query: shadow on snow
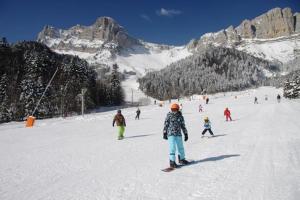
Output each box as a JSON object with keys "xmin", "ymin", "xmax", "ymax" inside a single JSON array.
[
  {"xmin": 187, "ymin": 154, "xmax": 240, "ymax": 166},
  {"xmin": 125, "ymin": 134, "xmax": 154, "ymax": 139}
]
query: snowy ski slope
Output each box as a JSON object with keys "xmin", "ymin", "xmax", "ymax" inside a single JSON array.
[{"xmin": 0, "ymin": 87, "xmax": 300, "ymax": 200}]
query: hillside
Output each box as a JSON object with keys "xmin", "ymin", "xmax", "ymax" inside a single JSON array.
[{"xmin": 139, "ymin": 47, "xmax": 272, "ymax": 100}]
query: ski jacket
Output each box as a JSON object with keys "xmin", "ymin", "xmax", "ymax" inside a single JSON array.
[
  {"xmin": 136, "ymin": 109, "xmax": 141, "ymax": 114},
  {"xmin": 224, "ymin": 109, "xmax": 231, "ymax": 116},
  {"xmin": 163, "ymin": 111, "xmax": 188, "ymax": 137},
  {"xmin": 113, "ymin": 114, "xmax": 126, "ymax": 126},
  {"xmin": 204, "ymin": 121, "xmax": 211, "ymax": 129}
]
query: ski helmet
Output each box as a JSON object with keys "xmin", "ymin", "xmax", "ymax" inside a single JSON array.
[
  {"xmin": 204, "ymin": 116, "xmax": 209, "ymax": 121},
  {"xmin": 171, "ymin": 103, "xmax": 180, "ymax": 111},
  {"xmin": 117, "ymin": 109, "xmax": 121, "ymax": 113}
]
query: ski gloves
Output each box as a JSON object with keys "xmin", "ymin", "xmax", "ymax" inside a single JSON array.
[
  {"xmin": 163, "ymin": 130, "xmax": 168, "ymax": 140},
  {"xmin": 163, "ymin": 131, "xmax": 188, "ymax": 142},
  {"xmin": 184, "ymin": 134, "xmax": 188, "ymax": 141}
]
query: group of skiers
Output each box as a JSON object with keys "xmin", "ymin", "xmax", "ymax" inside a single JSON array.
[
  {"xmin": 254, "ymin": 94, "xmax": 281, "ymax": 104},
  {"xmin": 112, "ymin": 101, "xmax": 233, "ymax": 168},
  {"xmin": 112, "ymin": 93, "xmax": 281, "ymax": 168}
]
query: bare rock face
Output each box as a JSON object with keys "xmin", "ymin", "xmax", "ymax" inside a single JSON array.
[
  {"xmin": 189, "ymin": 7, "xmax": 299, "ymax": 52},
  {"xmin": 37, "ymin": 17, "xmax": 139, "ymax": 53},
  {"xmin": 252, "ymin": 7, "xmax": 294, "ymax": 38},
  {"xmin": 295, "ymin": 13, "xmax": 300, "ymax": 32},
  {"xmin": 236, "ymin": 20, "xmax": 255, "ymax": 39}
]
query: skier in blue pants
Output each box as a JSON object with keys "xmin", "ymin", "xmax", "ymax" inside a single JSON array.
[{"xmin": 163, "ymin": 103, "xmax": 189, "ymax": 168}]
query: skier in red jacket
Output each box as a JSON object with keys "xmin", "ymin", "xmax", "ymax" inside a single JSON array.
[{"xmin": 224, "ymin": 107, "xmax": 232, "ymax": 121}]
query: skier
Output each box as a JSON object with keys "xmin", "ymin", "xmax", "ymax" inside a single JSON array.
[
  {"xmin": 135, "ymin": 107, "xmax": 141, "ymax": 120},
  {"xmin": 163, "ymin": 103, "xmax": 189, "ymax": 168},
  {"xmin": 201, "ymin": 117, "xmax": 214, "ymax": 137},
  {"xmin": 199, "ymin": 104, "xmax": 203, "ymax": 112},
  {"xmin": 265, "ymin": 95, "xmax": 268, "ymax": 101},
  {"xmin": 206, "ymin": 97, "xmax": 209, "ymax": 104},
  {"xmin": 112, "ymin": 110, "xmax": 126, "ymax": 140},
  {"xmin": 254, "ymin": 97, "xmax": 258, "ymax": 104},
  {"xmin": 277, "ymin": 94, "xmax": 281, "ymax": 103},
  {"xmin": 154, "ymin": 100, "xmax": 157, "ymax": 105},
  {"xmin": 224, "ymin": 107, "xmax": 232, "ymax": 121}
]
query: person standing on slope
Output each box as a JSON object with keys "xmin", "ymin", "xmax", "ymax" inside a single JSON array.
[
  {"xmin": 206, "ymin": 97, "xmax": 209, "ymax": 104},
  {"xmin": 135, "ymin": 107, "xmax": 141, "ymax": 120},
  {"xmin": 201, "ymin": 117, "xmax": 214, "ymax": 137},
  {"xmin": 163, "ymin": 103, "xmax": 189, "ymax": 168},
  {"xmin": 199, "ymin": 104, "xmax": 203, "ymax": 112},
  {"xmin": 224, "ymin": 107, "xmax": 232, "ymax": 121},
  {"xmin": 113, "ymin": 110, "xmax": 126, "ymax": 140},
  {"xmin": 254, "ymin": 97, "xmax": 258, "ymax": 104},
  {"xmin": 277, "ymin": 94, "xmax": 281, "ymax": 103}
]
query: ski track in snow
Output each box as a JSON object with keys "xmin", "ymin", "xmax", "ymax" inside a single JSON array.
[{"xmin": 0, "ymin": 87, "xmax": 300, "ymax": 200}]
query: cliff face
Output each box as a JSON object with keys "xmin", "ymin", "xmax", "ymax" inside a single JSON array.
[
  {"xmin": 37, "ymin": 17, "xmax": 139, "ymax": 53},
  {"xmin": 188, "ymin": 7, "xmax": 300, "ymax": 51}
]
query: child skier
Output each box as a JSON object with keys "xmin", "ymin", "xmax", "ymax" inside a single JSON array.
[
  {"xmin": 163, "ymin": 103, "xmax": 189, "ymax": 168},
  {"xmin": 135, "ymin": 107, "xmax": 141, "ymax": 120},
  {"xmin": 112, "ymin": 110, "xmax": 126, "ymax": 140},
  {"xmin": 224, "ymin": 107, "xmax": 232, "ymax": 121},
  {"xmin": 199, "ymin": 104, "xmax": 203, "ymax": 112},
  {"xmin": 201, "ymin": 117, "xmax": 214, "ymax": 137}
]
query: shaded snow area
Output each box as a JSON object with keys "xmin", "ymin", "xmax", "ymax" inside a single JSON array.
[
  {"xmin": 1, "ymin": 87, "xmax": 300, "ymax": 200},
  {"xmin": 237, "ymin": 34, "xmax": 300, "ymax": 64}
]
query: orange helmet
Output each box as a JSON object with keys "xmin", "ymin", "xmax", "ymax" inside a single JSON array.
[{"xmin": 171, "ymin": 103, "xmax": 180, "ymax": 111}]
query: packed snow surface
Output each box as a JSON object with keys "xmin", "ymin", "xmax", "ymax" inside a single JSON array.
[{"xmin": 1, "ymin": 87, "xmax": 300, "ymax": 200}]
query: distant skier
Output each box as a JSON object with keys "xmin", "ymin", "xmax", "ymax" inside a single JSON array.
[
  {"xmin": 154, "ymin": 100, "xmax": 157, "ymax": 105},
  {"xmin": 265, "ymin": 95, "xmax": 268, "ymax": 101},
  {"xmin": 224, "ymin": 107, "xmax": 232, "ymax": 121},
  {"xmin": 112, "ymin": 110, "xmax": 126, "ymax": 140},
  {"xmin": 201, "ymin": 117, "xmax": 214, "ymax": 137},
  {"xmin": 135, "ymin": 107, "xmax": 141, "ymax": 120},
  {"xmin": 277, "ymin": 94, "xmax": 281, "ymax": 103},
  {"xmin": 206, "ymin": 97, "xmax": 209, "ymax": 104},
  {"xmin": 163, "ymin": 103, "xmax": 190, "ymax": 168},
  {"xmin": 199, "ymin": 104, "xmax": 203, "ymax": 112},
  {"xmin": 254, "ymin": 97, "xmax": 258, "ymax": 104}
]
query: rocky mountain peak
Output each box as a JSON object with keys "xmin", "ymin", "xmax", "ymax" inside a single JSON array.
[
  {"xmin": 188, "ymin": 7, "xmax": 300, "ymax": 52},
  {"xmin": 37, "ymin": 16, "xmax": 139, "ymax": 53}
]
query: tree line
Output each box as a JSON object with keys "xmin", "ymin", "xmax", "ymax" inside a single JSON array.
[{"xmin": 0, "ymin": 40, "xmax": 124, "ymax": 123}]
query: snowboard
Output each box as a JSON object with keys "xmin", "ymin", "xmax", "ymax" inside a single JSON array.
[{"xmin": 161, "ymin": 160, "xmax": 195, "ymax": 172}]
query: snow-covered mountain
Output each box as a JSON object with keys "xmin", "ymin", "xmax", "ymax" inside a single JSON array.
[
  {"xmin": 37, "ymin": 17, "xmax": 191, "ymax": 77},
  {"xmin": 37, "ymin": 7, "xmax": 300, "ymax": 101},
  {"xmin": 38, "ymin": 7, "xmax": 300, "ymax": 69},
  {"xmin": 188, "ymin": 7, "xmax": 300, "ymax": 65}
]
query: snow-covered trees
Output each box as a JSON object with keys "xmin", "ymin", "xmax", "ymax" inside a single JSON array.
[
  {"xmin": 0, "ymin": 41, "xmax": 124, "ymax": 123},
  {"xmin": 93, "ymin": 63, "xmax": 124, "ymax": 106},
  {"xmin": 139, "ymin": 47, "xmax": 270, "ymax": 100},
  {"xmin": 283, "ymin": 70, "xmax": 300, "ymax": 99}
]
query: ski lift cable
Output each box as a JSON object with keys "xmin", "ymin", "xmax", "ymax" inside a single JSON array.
[{"xmin": 31, "ymin": 67, "xmax": 59, "ymax": 116}]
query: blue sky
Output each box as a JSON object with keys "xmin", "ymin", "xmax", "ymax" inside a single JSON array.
[{"xmin": 0, "ymin": 0, "xmax": 299, "ymax": 45}]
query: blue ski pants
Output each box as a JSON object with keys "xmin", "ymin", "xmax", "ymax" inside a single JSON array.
[{"xmin": 168, "ymin": 135, "xmax": 185, "ymax": 161}]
